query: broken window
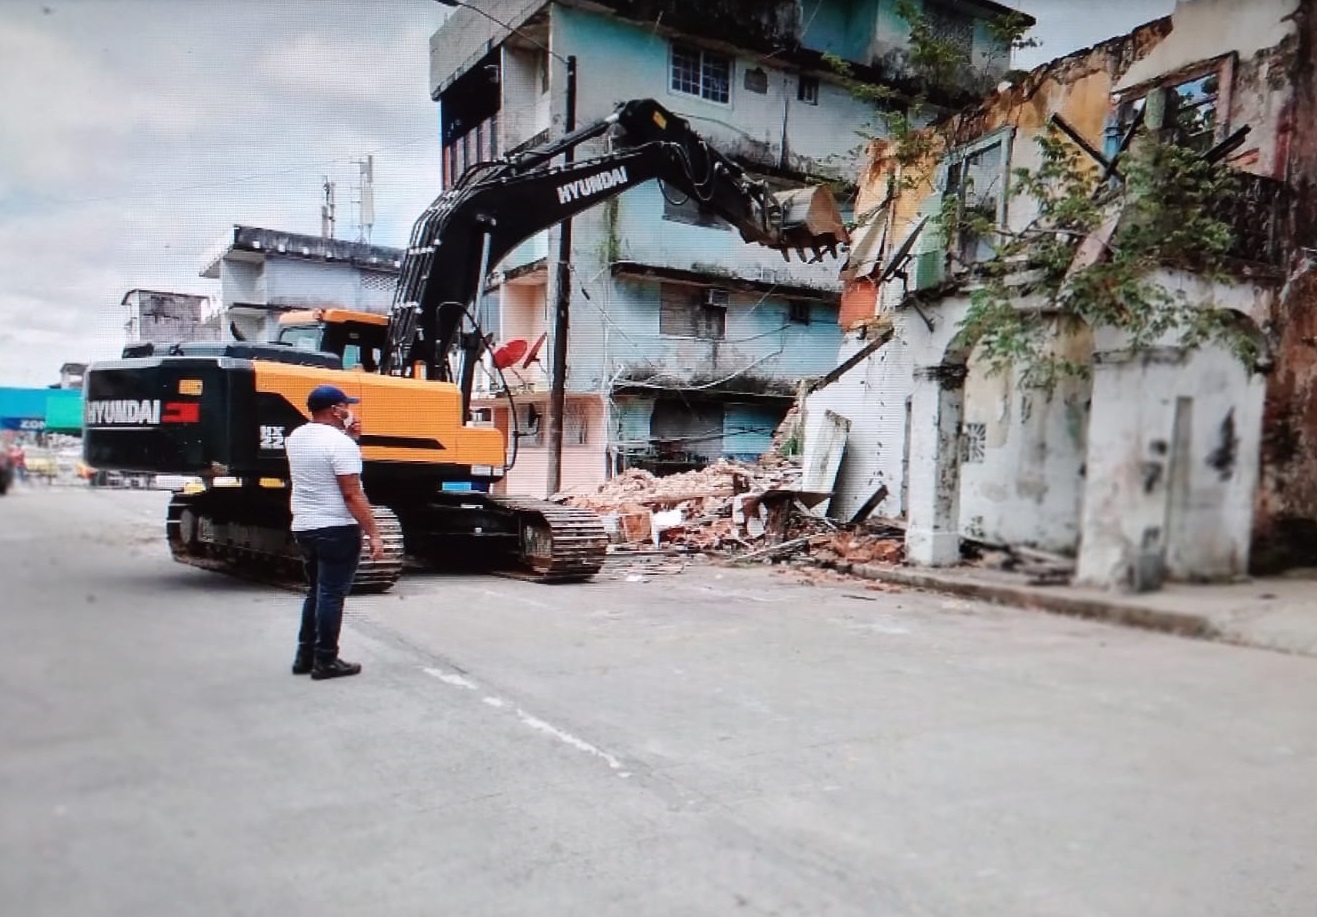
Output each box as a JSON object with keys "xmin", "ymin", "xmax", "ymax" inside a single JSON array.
[
  {"xmin": 659, "ymin": 284, "xmax": 726, "ymax": 340},
  {"xmin": 1112, "ymin": 64, "xmax": 1224, "ymax": 155},
  {"xmin": 942, "ymin": 135, "xmax": 1007, "ymax": 266},
  {"xmin": 744, "ymin": 67, "xmax": 768, "ymax": 94},
  {"xmin": 797, "ymin": 76, "xmax": 819, "ymax": 105},
  {"xmin": 671, "ymin": 42, "xmax": 731, "ymax": 104}
]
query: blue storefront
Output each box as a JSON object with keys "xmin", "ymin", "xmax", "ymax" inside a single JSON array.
[{"xmin": 0, "ymin": 387, "xmax": 84, "ymax": 435}]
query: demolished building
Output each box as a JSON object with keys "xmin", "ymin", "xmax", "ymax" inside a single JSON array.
[{"xmin": 806, "ymin": 0, "xmax": 1312, "ymax": 588}]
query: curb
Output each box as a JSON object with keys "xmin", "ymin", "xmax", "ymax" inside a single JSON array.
[{"xmin": 823, "ymin": 561, "xmax": 1223, "ymax": 642}]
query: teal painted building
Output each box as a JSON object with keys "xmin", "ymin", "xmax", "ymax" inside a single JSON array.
[{"xmin": 429, "ymin": 0, "xmax": 1024, "ymax": 494}]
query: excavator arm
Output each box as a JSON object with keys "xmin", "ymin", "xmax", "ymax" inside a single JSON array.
[{"xmin": 383, "ymin": 98, "xmax": 849, "ymax": 388}]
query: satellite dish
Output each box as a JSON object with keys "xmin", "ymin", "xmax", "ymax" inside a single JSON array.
[
  {"xmin": 878, "ymin": 215, "xmax": 930, "ymax": 286},
  {"xmin": 522, "ymin": 332, "xmax": 548, "ymax": 369},
  {"xmin": 492, "ymin": 339, "xmax": 529, "ymax": 369}
]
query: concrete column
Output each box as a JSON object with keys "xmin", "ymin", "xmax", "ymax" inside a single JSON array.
[{"xmin": 904, "ymin": 364, "xmax": 966, "ymax": 566}]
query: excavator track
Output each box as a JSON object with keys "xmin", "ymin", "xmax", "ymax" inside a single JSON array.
[
  {"xmin": 489, "ymin": 495, "xmax": 609, "ymax": 582},
  {"xmin": 165, "ymin": 492, "xmax": 405, "ymax": 594}
]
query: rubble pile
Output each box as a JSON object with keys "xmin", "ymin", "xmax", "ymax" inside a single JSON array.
[{"xmin": 556, "ymin": 457, "xmax": 904, "ymax": 567}]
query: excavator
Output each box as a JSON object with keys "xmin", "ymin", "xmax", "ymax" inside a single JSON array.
[{"xmin": 82, "ymin": 98, "xmax": 849, "ymax": 593}]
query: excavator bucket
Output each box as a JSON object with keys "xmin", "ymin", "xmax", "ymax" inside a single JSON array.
[{"xmin": 771, "ymin": 186, "xmax": 851, "ymax": 262}]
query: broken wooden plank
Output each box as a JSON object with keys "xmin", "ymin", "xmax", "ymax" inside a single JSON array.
[
  {"xmin": 730, "ymin": 534, "xmax": 831, "ymax": 564},
  {"xmin": 803, "ymin": 324, "xmax": 895, "ymax": 395},
  {"xmin": 1049, "ymin": 113, "xmax": 1113, "ymax": 173},
  {"xmin": 848, "ymin": 484, "xmax": 890, "ymax": 526}
]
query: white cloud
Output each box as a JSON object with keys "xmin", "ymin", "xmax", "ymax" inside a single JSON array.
[
  {"xmin": 0, "ymin": 0, "xmax": 444, "ymax": 387},
  {"xmin": 0, "ymin": 0, "xmax": 1172, "ymax": 389}
]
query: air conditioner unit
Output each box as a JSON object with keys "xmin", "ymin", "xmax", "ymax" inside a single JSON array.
[{"xmin": 703, "ymin": 288, "xmax": 729, "ymax": 308}]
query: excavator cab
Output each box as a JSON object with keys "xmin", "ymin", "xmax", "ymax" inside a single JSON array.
[{"xmin": 275, "ymin": 309, "xmax": 387, "ymax": 373}]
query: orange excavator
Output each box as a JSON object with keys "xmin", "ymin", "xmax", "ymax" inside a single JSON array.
[{"xmin": 82, "ymin": 98, "xmax": 848, "ymax": 592}]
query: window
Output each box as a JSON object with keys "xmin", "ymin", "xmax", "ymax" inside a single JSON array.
[
  {"xmin": 788, "ymin": 301, "xmax": 811, "ymax": 325},
  {"xmin": 662, "ymin": 189, "xmax": 730, "ymax": 230},
  {"xmin": 518, "ymin": 403, "xmax": 543, "ymax": 448},
  {"xmin": 565, "ymin": 402, "xmax": 589, "ymax": 446},
  {"xmin": 943, "ymin": 136, "xmax": 1007, "ymax": 266},
  {"xmin": 924, "ymin": 3, "xmax": 974, "ymax": 66},
  {"xmin": 744, "ymin": 67, "xmax": 768, "ymax": 94},
  {"xmin": 1111, "ymin": 66, "xmax": 1224, "ymax": 155},
  {"xmin": 797, "ymin": 76, "xmax": 819, "ymax": 106},
  {"xmin": 659, "ymin": 284, "xmax": 726, "ymax": 340},
  {"xmin": 671, "ymin": 42, "xmax": 731, "ymax": 104}
]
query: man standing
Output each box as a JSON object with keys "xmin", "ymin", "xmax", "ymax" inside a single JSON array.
[{"xmin": 285, "ymin": 384, "xmax": 384, "ymax": 680}]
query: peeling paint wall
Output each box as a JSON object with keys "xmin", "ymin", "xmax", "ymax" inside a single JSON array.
[
  {"xmin": 823, "ymin": 0, "xmax": 1298, "ymax": 584},
  {"xmin": 958, "ymin": 320, "xmax": 1093, "ymax": 552}
]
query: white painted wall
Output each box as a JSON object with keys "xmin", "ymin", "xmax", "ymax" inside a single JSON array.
[
  {"xmin": 262, "ymin": 259, "xmax": 395, "ymax": 314},
  {"xmin": 957, "ymin": 323, "xmax": 1093, "ymax": 553},
  {"xmin": 804, "ymin": 330, "xmax": 916, "ymax": 521},
  {"xmin": 1075, "ymin": 286, "xmax": 1268, "ymax": 587}
]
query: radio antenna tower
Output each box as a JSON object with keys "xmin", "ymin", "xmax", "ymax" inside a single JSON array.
[
  {"xmin": 353, "ymin": 155, "xmax": 375, "ymax": 243},
  {"xmin": 320, "ymin": 177, "xmax": 337, "ymax": 240}
]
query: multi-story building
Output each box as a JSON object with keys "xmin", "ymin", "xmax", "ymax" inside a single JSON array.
[
  {"xmin": 430, "ymin": 0, "xmax": 1026, "ymax": 496},
  {"xmin": 199, "ymin": 225, "xmax": 404, "ymax": 344},
  {"xmin": 121, "ymin": 289, "xmax": 221, "ymax": 347}
]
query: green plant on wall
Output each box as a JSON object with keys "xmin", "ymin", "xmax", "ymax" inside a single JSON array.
[
  {"xmin": 829, "ymin": 0, "xmax": 1257, "ymax": 390},
  {"xmin": 956, "ymin": 128, "xmax": 1257, "ymax": 390}
]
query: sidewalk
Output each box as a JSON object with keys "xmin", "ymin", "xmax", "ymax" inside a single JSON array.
[{"xmin": 829, "ymin": 560, "xmax": 1317, "ymax": 658}]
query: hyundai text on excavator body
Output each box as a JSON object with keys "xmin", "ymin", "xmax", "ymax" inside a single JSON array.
[{"xmin": 82, "ymin": 99, "xmax": 849, "ymax": 592}]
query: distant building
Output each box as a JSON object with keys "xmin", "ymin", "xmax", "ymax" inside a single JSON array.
[
  {"xmin": 431, "ymin": 0, "xmax": 1027, "ymax": 496},
  {"xmin": 121, "ymin": 289, "xmax": 220, "ymax": 346},
  {"xmin": 57, "ymin": 363, "xmax": 87, "ymax": 390},
  {"xmin": 199, "ymin": 225, "xmax": 404, "ymax": 343}
]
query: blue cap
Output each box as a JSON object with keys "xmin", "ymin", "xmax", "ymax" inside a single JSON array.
[{"xmin": 307, "ymin": 384, "xmax": 360, "ymax": 412}]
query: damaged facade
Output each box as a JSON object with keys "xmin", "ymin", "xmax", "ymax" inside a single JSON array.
[
  {"xmin": 430, "ymin": 0, "xmax": 1025, "ymax": 497},
  {"xmin": 809, "ymin": 0, "xmax": 1310, "ymax": 588}
]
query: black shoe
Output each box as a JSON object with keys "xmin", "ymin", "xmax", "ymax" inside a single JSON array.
[
  {"xmin": 292, "ymin": 652, "xmax": 314, "ymax": 676},
  {"xmin": 310, "ymin": 658, "xmax": 362, "ymax": 681}
]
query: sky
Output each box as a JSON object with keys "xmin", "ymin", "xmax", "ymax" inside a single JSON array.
[{"xmin": 0, "ymin": 0, "xmax": 1175, "ymax": 387}]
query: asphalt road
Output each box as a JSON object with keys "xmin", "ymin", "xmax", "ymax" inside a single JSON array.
[{"xmin": 2, "ymin": 486, "xmax": 1315, "ymax": 916}]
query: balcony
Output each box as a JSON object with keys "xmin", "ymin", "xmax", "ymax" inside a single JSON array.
[{"xmin": 1213, "ymin": 172, "xmax": 1290, "ymax": 267}]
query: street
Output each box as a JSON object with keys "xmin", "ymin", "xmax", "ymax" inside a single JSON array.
[{"xmin": 2, "ymin": 487, "xmax": 1315, "ymax": 916}]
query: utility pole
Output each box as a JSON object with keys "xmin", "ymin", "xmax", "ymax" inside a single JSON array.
[{"xmin": 545, "ymin": 53, "xmax": 577, "ymax": 497}]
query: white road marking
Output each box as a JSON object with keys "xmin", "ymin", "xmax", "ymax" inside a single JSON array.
[
  {"xmin": 514, "ymin": 708, "xmax": 628, "ymax": 775},
  {"xmin": 422, "ymin": 668, "xmax": 477, "ymax": 689},
  {"xmin": 423, "ymin": 667, "xmax": 628, "ymax": 777}
]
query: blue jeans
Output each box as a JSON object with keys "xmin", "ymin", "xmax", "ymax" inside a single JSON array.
[{"xmin": 295, "ymin": 525, "xmax": 361, "ymax": 662}]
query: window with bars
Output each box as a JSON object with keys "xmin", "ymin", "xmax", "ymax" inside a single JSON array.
[
  {"xmin": 671, "ymin": 42, "xmax": 731, "ymax": 104},
  {"xmin": 924, "ymin": 3, "xmax": 974, "ymax": 65}
]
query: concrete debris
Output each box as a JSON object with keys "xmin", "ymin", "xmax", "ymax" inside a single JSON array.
[{"xmin": 559, "ymin": 457, "xmax": 907, "ymax": 572}]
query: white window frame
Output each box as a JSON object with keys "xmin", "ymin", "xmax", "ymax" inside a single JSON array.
[
  {"xmin": 669, "ymin": 41, "xmax": 733, "ymax": 106},
  {"xmin": 937, "ymin": 127, "xmax": 1014, "ymax": 267}
]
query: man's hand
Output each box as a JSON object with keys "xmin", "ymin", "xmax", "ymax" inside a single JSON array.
[
  {"xmin": 367, "ymin": 533, "xmax": 385, "ymax": 561},
  {"xmin": 346, "ymin": 417, "xmax": 363, "ymax": 441}
]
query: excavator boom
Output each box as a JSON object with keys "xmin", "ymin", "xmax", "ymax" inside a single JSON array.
[{"xmin": 384, "ymin": 98, "xmax": 849, "ymax": 381}]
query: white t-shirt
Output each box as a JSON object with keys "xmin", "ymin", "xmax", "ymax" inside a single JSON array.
[{"xmin": 285, "ymin": 422, "xmax": 363, "ymax": 532}]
